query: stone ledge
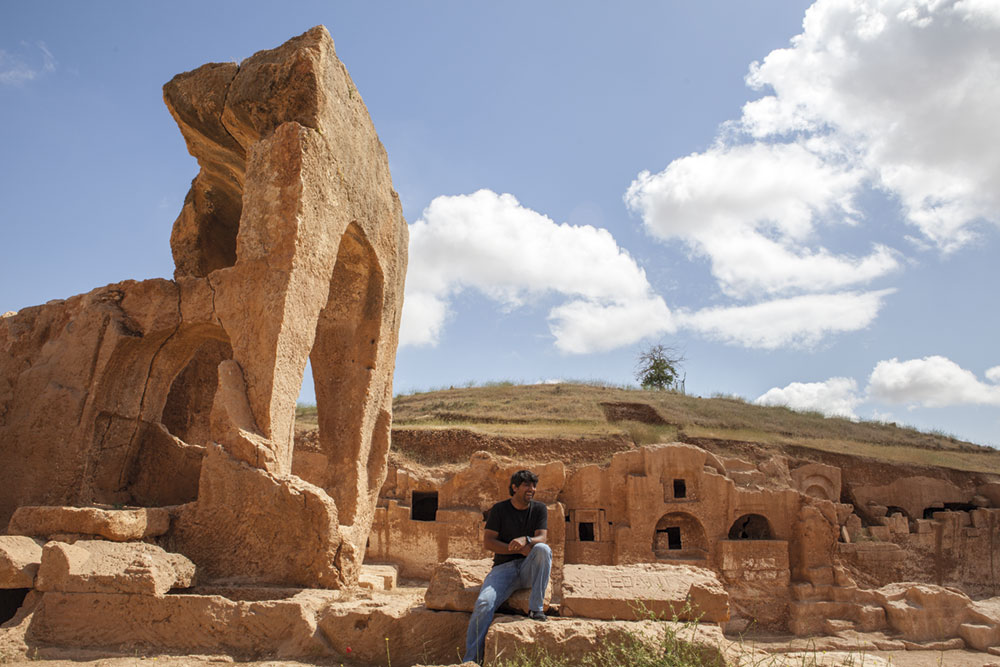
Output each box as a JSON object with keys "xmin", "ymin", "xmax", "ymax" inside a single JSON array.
[
  {"xmin": 8, "ymin": 506, "xmax": 170, "ymax": 542},
  {"xmin": 36, "ymin": 540, "xmax": 195, "ymax": 597},
  {"xmin": 560, "ymin": 563, "xmax": 729, "ymax": 623}
]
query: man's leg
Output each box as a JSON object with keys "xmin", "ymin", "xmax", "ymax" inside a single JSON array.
[
  {"xmin": 517, "ymin": 543, "xmax": 552, "ymax": 614},
  {"xmin": 463, "ymin": 561, "xmax": 520, "ymax": 663}
]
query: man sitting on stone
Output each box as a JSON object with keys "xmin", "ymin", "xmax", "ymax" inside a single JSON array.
[{"xmin": 463, "ymin": 469, "xmax": 552, "ymax": 663}]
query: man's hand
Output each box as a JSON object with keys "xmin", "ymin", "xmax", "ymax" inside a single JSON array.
[{"xmin": 508, "ymin": 536, "xmax": 531, "ymax": 555}]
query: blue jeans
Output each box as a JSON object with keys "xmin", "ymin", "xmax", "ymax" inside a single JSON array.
[{"xmin": 463, "ymin": 543, "xmax": 552, "ymax": 663}]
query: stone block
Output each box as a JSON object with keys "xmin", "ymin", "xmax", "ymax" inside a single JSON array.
[
  {"xmin": 28, "ymin": 587, "xmax": 467, "ymax": 664},
  {"xmin": 884, "ymin": 513, "xmax": 909, "ymax": 534},
  {"xmin": 484, "ymin": 618, "xmax": 731, "ymax": 667},
  {"xmin": 845, "ymin": 514, "xmax": 863, "ymax": 541},
  {"xmin": 856, "ymin": 604, "xmax": 888, "ymax": 632},
  {"xmin": 360, "ymin": 563, "xmax": 398, "ymax": 591},
  {"xmin": 7, "ymin": 506, "xmax": 170, "ymax": 542},
  {"xmin": 823, "ymin": 618, "xmax": 854, "ymax": 634},
  {"xmin": 868, "ymin": 525, "xmax": 891, "ymax": 541},
  {"xmin": 876, "ymin": 582, "xmax": 972, "ymax": 641},
  {"xmin": 171, "ymin": 445, "xmax": 344, "ymax": 588},
  {"xmin": 424, "ymin": 557, "xmax": 543, "ymax": 614},
  {"xmin": 559, "ymin": 563, "xmax": 729, "ymax": 623},
  {"xmin": 36, "ymin": 540, "xmax": 195, "ymax": 596},
  {"xmin": 803, "ymin": 565, "xmax": 834, "ymax": 585},
  {"xmin": 972, "ymin": 509, "xmax": 992, "ymax": 528},
  {"xmin": 959, "ymin": 622, "xmax": 1000, "ymax": 651},
  {"xmin": 0, "ymin": 535, "xmax": 44, "ymax": 588},
  {"xmin": 789, "ymin": 600, "xmax": 852, "ymax": 636}
]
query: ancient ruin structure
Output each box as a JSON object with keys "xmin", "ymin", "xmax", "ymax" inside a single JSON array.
[
  {"xmin": 363, "ymin": 411, "xmax": 1000, "ymax": 659},
  {"xmin": 4, "ymin": 26, "xmax": 1000, "ymax": 667},
  {"xmin": 1, "ymin": 25, "xmax": 406, "ymax": 598}
]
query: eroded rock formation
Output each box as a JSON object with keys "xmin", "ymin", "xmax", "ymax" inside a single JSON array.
[{"xmin": 0, "ymin": 25, "xmax": 408, "ymax": 589}]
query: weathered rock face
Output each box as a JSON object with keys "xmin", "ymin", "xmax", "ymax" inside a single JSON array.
[
  {"xmin": 171, "ymin": 445, "xmax": 344, "ymax": 587},
  {"xmin": 0, "ymin": 25, "xmax": 408, "ymax": 590},
  {"xmin": 35, "ymin": 540, "xmax": 195, "ymax": 596},
  {"xmin": 875, "ymin": 582, "xmax": 973, "ymax": 641},
  {"xmin": 559, "ymin": 563, "xmax": 728, "ymax": 623}
]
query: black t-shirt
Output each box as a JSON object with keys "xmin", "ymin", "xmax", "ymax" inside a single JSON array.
[{"xmin": 485, "ymin": 499, "xmax": 548, "ymax": 566}]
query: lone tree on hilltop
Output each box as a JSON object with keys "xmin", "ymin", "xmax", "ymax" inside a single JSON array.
[{"xmin": 635, "ymin": 344, "xmax": 685, "ymax": 391}]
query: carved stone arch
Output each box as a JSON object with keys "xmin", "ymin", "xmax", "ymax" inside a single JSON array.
[
  {"xmin": 653, "ymin": 511, "xmax": 708, "ymax": 560},
  {"xmin": 728, "ymin": 513, "xmax": 773, "ymax": 540},
  {"xmin": 801, "ymin": 474, "xmax": 835, "ymax": 501},
  {"xmin": 85, "ymin": 322, "xmax": 231, "ymax": 506},
  {"xmin": 310, "ymin": 222, "xmax": 386, "ymax": 525}
]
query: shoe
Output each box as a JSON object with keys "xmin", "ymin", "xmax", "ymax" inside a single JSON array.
[{"xmin": 528, "ymin": 610, "xmax": 548, "ymax": 622}]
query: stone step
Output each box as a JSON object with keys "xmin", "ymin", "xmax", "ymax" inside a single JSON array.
[
  {"xmin": 28, "ymin": 588, "xmax": 467, "ymax": 664},
  {"xmin": 359, "ymin": 563, "xmax": 398, "ymax": 591},
  {"xmin": 789, "ymin": 600, "xmax": 886, "ymax": 636}
]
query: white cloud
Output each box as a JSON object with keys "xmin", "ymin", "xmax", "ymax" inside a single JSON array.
[
  {"xmin": 400, "ymin": 189, "xmax": 673, "ymax": 353},
  {"xmin": 0, "ymin": 42, "xmax": 56, "ymax": 86},
  {"xmin": 397, "ymin": 291, "xmax": 448, "ymax": 348},
  {"xmin": 986, "ymin": 366, "xmax": 1000, "ymax": 384},
  {"xmin": 548, "ymin": 296, "xmax": 673, "ymax": 355},
  {"xmin": 741, "ymin": 0, "xmax": 1000, "ymax": 251},
  {"xmin": 675, "ymin": 289, "xmax": 893, "ymax": 349},
  {"xmin": 867, "ymin": 355, "xmax": 1000, "ymax": 407},
  {"xmin": 756, "ymin": 377, "xmax": 861, "ymax": 419},
  {"xmin": 624, "ymin": 0, "xmax": 1000, "ymax": 353},
  {"xmin": 625, "ymin": 142, "xmax": 899, "ymax": 298}
]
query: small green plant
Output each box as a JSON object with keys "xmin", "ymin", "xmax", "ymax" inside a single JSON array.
[{"xmin": 490, "ymin": 601, "xmax": 721, "ymax": 667}]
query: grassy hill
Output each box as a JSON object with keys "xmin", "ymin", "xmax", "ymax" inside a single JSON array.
[{"xmin": 296, "ymin": 382, "xmax": 1000, "ymax": 474}]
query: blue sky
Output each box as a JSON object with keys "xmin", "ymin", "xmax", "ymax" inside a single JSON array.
[{"xmin": 2, "ymin": 1, "xmax": 999, "ymax": 447}]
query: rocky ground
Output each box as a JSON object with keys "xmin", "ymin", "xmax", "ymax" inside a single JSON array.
[{"xmin": 2, "ymin": 648, "xmax": 998, "ymax": 666}]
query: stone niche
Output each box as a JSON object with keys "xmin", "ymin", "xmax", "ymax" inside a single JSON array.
[{"xmin": 0, "ymin": 26, "xmax": 408, "ymax": 589}]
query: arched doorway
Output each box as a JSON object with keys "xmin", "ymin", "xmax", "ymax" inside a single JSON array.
[
  {"xmin": 653, "ymin": 511, "xmax": 708, "ymax": 560},
  {"xmin": 728, "ymin": 513, "xmax": 773, "ymax": 540},
  {"xmin": 311, "ymin": 223, "xmax": 386, "ymax": 525}
]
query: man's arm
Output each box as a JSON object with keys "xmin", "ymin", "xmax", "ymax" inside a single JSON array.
[
  {"xmin": 482, "ymin": 528, "xmax": 510, "ymax": 555},
  {"xmin": 506, "ymin": 529, "xmax": 547, "ymax": 556}
]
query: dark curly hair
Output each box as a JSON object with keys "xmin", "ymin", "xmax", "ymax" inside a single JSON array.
[{"xmin": 509, "ymin": 469, "xmax": 539, "ymax": 496}]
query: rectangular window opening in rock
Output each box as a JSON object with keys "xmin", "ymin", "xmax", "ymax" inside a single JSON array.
[
  {"xmin": 579, "ymin": 522, "xmax": 595, "ymax": 542},
  {"xmin": 673, "ymin": 479, "xmax": 686, "ymax": 498},
  {"xmin": 411, "ymin": 491, "xmax": 438, "ymax": 521},
  {"xmin": 656, "ymin": 526, "xmax": 682, "ymax": 550}
]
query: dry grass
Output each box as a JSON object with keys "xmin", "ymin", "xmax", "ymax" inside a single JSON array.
[
  {"xmin": 682, "ymin": 425, "xmax": 1000, "ymax": 474},
  {"xmin": 293, "ymin": 382, "xmax": 999, "ymax": 473},
  {"xmin": 393, "ymin": 418, "xmax": 622, "ymax": 439}
]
